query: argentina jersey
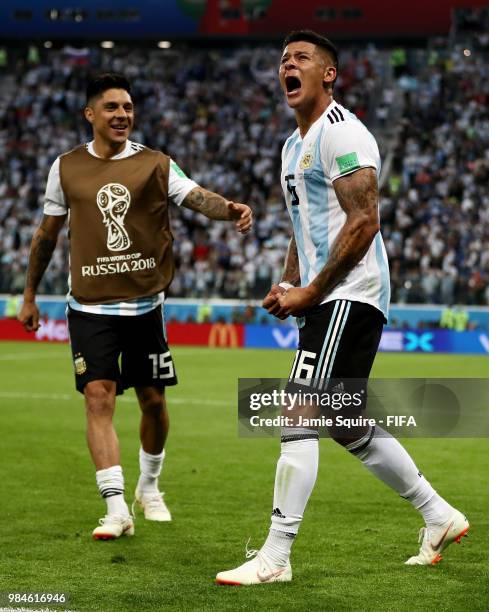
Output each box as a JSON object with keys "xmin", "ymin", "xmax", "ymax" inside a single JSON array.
[{"xmin": 281, "ymin": 101, "xmax": 390, "ymax": 321}]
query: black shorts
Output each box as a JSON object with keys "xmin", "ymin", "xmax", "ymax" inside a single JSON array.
[
  {"xmin": 289, "ymin": 299, "xmax": 384, "ymax": 389},
  {"xmin": 67, "ymin": 306, "xmax": 178, "ymax": 395}
]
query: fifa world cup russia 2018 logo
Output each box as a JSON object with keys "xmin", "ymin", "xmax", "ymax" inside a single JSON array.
[{"xmin": 96, "ymin": 183, "xmax": 132, "ymax": 251}]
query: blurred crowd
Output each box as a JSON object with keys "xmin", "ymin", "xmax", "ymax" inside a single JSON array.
[
  {"xmin": 381, "ymin": 44, "xmax": 489, "ymax": 305},
  {"xmin": 0, "ymin": 38, "xmax": 487, "ymax": 306}
]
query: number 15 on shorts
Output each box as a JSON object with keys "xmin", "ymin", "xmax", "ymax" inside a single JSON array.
[{"xmin": 149, "ymin": 352, "xmax": 174, "ymax": 380}]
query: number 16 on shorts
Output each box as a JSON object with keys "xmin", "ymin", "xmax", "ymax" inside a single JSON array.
[{"xmin": 149, "ymin": 352, "xmax": 174, "ymax": 380}]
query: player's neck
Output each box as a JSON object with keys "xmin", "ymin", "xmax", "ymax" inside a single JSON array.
[
  {"xmin": 92, "ymin": 137, "xmax": 127, "ymax": 159},
  {"xmin": 295, "ymin": 94, "xmax": 333, "ymax": 138}
]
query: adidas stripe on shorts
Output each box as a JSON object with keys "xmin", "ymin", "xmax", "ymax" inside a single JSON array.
[{"xmin": 289, "ymin": 299, "xmax": 384, "ymax": 389}]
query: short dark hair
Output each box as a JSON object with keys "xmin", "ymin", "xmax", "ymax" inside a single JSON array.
[
  {"xmin": 86, "ymin": 73, "xmax": 131, "ymax": 105},
  {"xmin": 283, "ymin": 30, "xmax": 339, "ymax": 86}
]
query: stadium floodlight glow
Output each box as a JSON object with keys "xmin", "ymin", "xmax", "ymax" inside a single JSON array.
[
  {"xmin": 157, "ymin": 41, "xmax": 172, "ymax": 49},
  {"xmin": 463, "ymin": 48, "xmax": 471, "ymax": 57},
  {"xmin": 101, "ymin": 41, "xmax": 115, "ymax": 49},
  {"xmin": 44, "ymin": 41, "xmax": 53, "ymax": 48}
]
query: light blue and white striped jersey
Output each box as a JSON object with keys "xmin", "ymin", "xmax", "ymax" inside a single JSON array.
[
  {"xmin": 44, "ymin": 140, "xmax": 197, "ymax": 316},
  {"xmin": 281, "ymin": 100, "xmax": 390, "ymax": 320}
]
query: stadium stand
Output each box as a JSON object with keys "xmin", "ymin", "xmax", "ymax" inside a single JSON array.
[{"xmin": 0, "ymin": 39, "xmax": 487, "ymax": 305}]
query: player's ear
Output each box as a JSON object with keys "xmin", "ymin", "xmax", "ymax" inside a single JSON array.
[
  {"xmin": 323, "ymin": 65, "xmax": 336, "ymax": 88},
  {"xmin": 84, "ymin": 106, "xmax": 94, "ymax": 124}
]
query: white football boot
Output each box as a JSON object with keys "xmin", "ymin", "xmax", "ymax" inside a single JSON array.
[
  {"xmin": 133, "ymin": 490, "xmax": 172, "ymax": 522},
  {"xmin": 405, "ymin": 509, "xmax": 469, "ymax": 565},
  {"xmin": 216, "ymin": 543, "xmax": 292, "ymax": 585},
  {"xmin": 92, "ymin": 514, "xmax": 135, "ymax": 540}
]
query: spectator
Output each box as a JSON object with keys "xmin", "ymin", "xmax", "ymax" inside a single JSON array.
[{"xmin": 0, "ymin": 41, "xmax": 487, "ymax": 306}]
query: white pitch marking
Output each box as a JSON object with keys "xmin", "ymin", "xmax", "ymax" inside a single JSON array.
[
  {"xmin": 0, "ymin": 391, "xmax": 229, "ymax": 406},
  {"xmin": 0, "ymin": 348, "xmax": 235, "ymax": 361},
  {"xmin": 0, "ymin": 391, "xmax": 72, "ymax": 401},
  {"xmin": 0, "ymin": 352, "xmax": 66, "ymax": 361}
]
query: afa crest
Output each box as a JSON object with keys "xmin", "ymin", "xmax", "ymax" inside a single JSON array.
[
  {"xmin": 74, "ymin": 355, "xmax": 87, "ymax": 375},
  {"xmin": 299, "ymin": 152, "xmax": 314, "ymax": 170}
]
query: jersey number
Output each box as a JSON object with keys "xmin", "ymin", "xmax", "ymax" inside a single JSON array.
[
  {"xmin": 285, "ymin": 174, "xmax": 300, "ymax": 206},
  {"xmin": 290, "ymin": 349, "xmax": 317, "ymax": 382},
  {"xmin": 149, "ymin": 352, "xmax": 174, "ymax": 380}
]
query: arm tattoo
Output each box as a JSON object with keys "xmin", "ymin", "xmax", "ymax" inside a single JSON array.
[
  {"xmin": 182, "ymin": 187, "xmax": 230, "ymax": 220},
  {"xmin": 310, "ymin": 168, "xmax": 380, "ymax": 298},
  {"xmin": 281, "ymin": 236, "xmax": 300, "ymax": 286},
  {"xmin": 24, "ymin": 231, "xmax": 57, "ymax": 299},
  {"xmin": 24, "ymin": 215, "xmax": 65, "ymax": 300}
]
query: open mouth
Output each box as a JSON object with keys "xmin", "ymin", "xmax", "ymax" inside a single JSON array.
[
  {"xmin": 285, "ymin": 76, "xmax": 301, "ymax": 95},
  {"xmin": 111, "ymin": 125, "xmax": 128, "ymax": 132}
]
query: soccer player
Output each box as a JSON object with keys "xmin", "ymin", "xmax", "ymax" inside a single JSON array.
[
  {"xmin": 216, "ymin": 31, "xmax": 468, "ymax": 584},
  {"xmin": 19, "ymin": 73, "xmax": 252, "ymax": 540}
]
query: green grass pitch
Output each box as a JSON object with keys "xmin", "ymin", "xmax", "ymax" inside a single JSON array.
[{"xmin": 0, "ymin": 341, "xmax": 488, "ymax": 611}]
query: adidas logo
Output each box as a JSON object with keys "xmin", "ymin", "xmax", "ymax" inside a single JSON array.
[
  {"xmin": 272, "ymin": 507, "xmax": 286, "ymax": 519},
  {"xmin": 327, "ymin": 107, "xmax": 345, "ymax": 124}
]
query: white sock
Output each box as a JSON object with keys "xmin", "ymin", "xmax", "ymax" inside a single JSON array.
[
  {"xmin": 136, "ymin": 448, "xmax": 165, "ymax": 495},
  {"xmin": 96, "ymin": 465, "xmax": 130, "ymax": 517},
  {"xmin": 347, "ymin": 426, "xmax": 454, "ymax": 526},
  {"xmin": 261, "ymin": 529, "xmax": 295, "ymax": 567},
  {"xmin": 261, "ymin": 433, "xmax": 319, "ymax": 567},
  {"xmin": 404, "ymin": 479, "xmax": 455, "ymax": 526}
]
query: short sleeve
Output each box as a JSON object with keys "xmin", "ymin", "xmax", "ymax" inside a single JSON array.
[
  {"xmin": 43, "ymin": 157, "xmax": 68, "ymax": 215},
  {"xmin": 168, "ymin": 158, "xmax": 199, "ymax": 207},
  {"xmin": 322, "ymin": 121, "xmax": 380, "ymax": 182}
]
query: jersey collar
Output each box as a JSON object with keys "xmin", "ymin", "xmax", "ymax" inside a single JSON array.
[
  {"xmin": 87, "ymin": 139, "xmax": 134, "ymax": 159},
  {"xmin": 295, "ymin": 99, "xmax": 339, "ymax": 142}
]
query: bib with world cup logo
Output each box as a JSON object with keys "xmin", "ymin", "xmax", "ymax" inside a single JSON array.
[{"xmin": 59, "ymin": 145, "xmax": 173, "ymax": 304}]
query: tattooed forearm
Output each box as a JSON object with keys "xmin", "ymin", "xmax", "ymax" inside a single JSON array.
[
  {"xmin": 23, "ymin": 215, "xmax": 66, "ymax": 301},
  {"xmin": 310, "ymin": 223, "xmax": 374, "ymax": 297},
  {"xmin": 281, "ymin": 236, "xmax": 300, "ymax": 286},
  {"xmin": 310, "ymin": 168, "xmax": 380, "ymax": 299},
  {"xmin": 182, "ymin": 187, "xmax": 231, "ymax": 220},
  {"xmin": 24, "ymin": 232, "xmax": 57, "ymax": 300}
]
